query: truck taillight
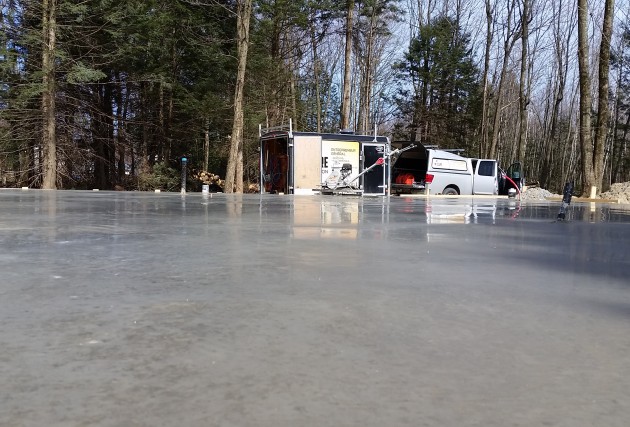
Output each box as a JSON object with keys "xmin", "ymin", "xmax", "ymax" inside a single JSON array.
[{"xmin": 425, "ymin": 173, "xmax": 434, "ymax": 184}]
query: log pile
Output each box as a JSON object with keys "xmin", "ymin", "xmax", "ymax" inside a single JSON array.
[
  {"xmin": 193, "ymin": 171, "xmax": 261, "ymax": 193},
  {"xmin": 194, "ymin": 171, "xmax": 224, "ymax": 190}
]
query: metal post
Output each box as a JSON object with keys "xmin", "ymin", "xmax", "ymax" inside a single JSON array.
[{"xmin": 181, "ymin": 157, "xmax": 188, "ymax": 194}]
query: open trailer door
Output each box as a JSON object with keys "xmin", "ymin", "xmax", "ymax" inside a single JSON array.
[
  {"xmin": 260, "ymin": 133, "xmax": 291, "ymax": 194},
  {"xmin": 361, "ymin": 143, "xmax": 387, "ymax": 195},
  {"xmin": 292, "ymin": 134, "xmax": 322, "ymax": 195}
]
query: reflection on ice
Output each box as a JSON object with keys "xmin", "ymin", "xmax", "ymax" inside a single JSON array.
[
  {"xmin": 425, "ymin": 199, "xmax": 499, "ymax": 224},
  {"xmin": 292, "ymin": 199, "xmax": 362, "ymax": 239},
  {"xmin": 423, "ymin": 198, "xmax": 528, "ymax": 224}
]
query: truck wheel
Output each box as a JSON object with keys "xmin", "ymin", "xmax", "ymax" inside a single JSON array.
[{"xmin": 442, "ymin": 187, "xmax": 459, "ymax": 195}]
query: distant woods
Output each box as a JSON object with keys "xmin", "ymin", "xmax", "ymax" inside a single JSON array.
[{"xmin": 0, "ymin": 0, "xmax": 626, "ymax": 194}]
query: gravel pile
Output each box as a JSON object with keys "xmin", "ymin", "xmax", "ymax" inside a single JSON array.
[
  {"xmin": 517, "ymin": 182, "xmax": 630, "ymax": 204},
  {"xmin": 601, "ymin": 182, "xmax": 630, "ymax": 204},
  {"xmin": 519, "ymin": 187, "xmax": 561, "ymax": 201}
]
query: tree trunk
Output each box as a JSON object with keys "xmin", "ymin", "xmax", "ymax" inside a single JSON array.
[
  {"xmin": 309, "ymin": 14, "xmax": 322, "ymax": 133},
  {"xmin": 41, "ymin": 0, "xmax": 57, "ymax": 189},
  {"xmin": 118, "ymin": 75, "xmax": 130, "ymax": 184},
  {"xmin": 204, "ymin": 118, "xmax": 210, "ymax": 172},
  {"xmin": 236, "ymin": 150, "xmax": 243, "ymax": 193},
  {"xmin": 340, "ymin": 0, "xmax": 354, "ymax": 130},
  {"xmin": 139, "ymin": 82, "xmax": 150, "ymax": 174},
  {"xmin": 165, "ymin": 88, "xmax": 174, "ymax": 163},
  {"xmin": 94, "ymin": 84, "xmax": 114, "ymax": 190},
  {"xmin": 592, "ymin": 0, "xmax": 615, "ymax": 194},
  {"xmin": 289, "ymin": 46, "xmax": 298, "ymax": 125},
  {"xmin": 577, "ymin": 0, "xmax": 594, "ymax": 194},
  {"xmin": 613, "ymin": 94, "xmax": 630, "ymax": 182},
  {"xmin": 517, "ymin": 0, "xmax": 530, "ymax": 163},
  {"xmin": 359, "ymin": 8, "xmax": 377, "ymax": 135},
  {"xmin": 225, "ymin": 0, "xmax": 252, "ymax": 194},
  {"xmin": 480, "ymin": 0, "xmax": 493, "ymax": 158}
]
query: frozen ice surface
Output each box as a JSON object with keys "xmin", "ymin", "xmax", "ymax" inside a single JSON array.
[{"xmin": 1, "ymin": 190, "xmax": 630, "ymax": 427}]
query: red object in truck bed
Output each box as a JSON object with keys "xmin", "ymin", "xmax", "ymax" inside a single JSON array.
[{"xmin": 396, "ymin": 173, "xmax": 415, "ymax": 185}]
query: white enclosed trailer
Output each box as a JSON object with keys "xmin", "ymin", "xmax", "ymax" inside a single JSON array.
[{"xmin": 259, "ymin": 123, "xmax": 390, "ymax": 196}]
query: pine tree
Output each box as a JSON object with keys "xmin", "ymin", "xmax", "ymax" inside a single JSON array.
[{"xmin": 394, "ymin": 15, "xmax": 480, "ymax": 151}]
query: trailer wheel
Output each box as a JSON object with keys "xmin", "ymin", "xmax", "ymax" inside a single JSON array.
[{"xmin": 442, "ymin": 187, "xmax": 459, "ymax": 195}]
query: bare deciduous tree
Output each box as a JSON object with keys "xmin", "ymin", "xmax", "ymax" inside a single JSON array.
[
  {"xmin": 517, "ymin": 0, "xmax": 530, "ymax": 163},
  {"xmin": 480, "ymin": 0, "xmax": 494, "ymax": 158},
  {"xmin": 592, "ymin": 0, "xmax": 615, "ymax": 193},
  {"xmin": 225, "ymin": 0, "xmax": 252, "ymax": 193},
  {"xmin": 578, "ymin": 0, "xmax": 615, "ymax": 195},
  {"xmin": 341, "ymin": 0, "xmax": 354, "ymax": 130}
]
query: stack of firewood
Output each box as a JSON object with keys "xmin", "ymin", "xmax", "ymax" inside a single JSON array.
[{"xmin": 195, "ymin": 171, "xmax": 224, "ymax": 188}]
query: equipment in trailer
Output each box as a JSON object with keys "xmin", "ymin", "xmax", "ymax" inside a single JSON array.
[{"xmin": 319, "ymin": 145, "xmax": 416, "ymax": 195}]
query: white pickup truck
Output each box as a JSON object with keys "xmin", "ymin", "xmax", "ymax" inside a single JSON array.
[{"xmin": 391, "ymin": 144, "xmax": 498, "ymax": 195}]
